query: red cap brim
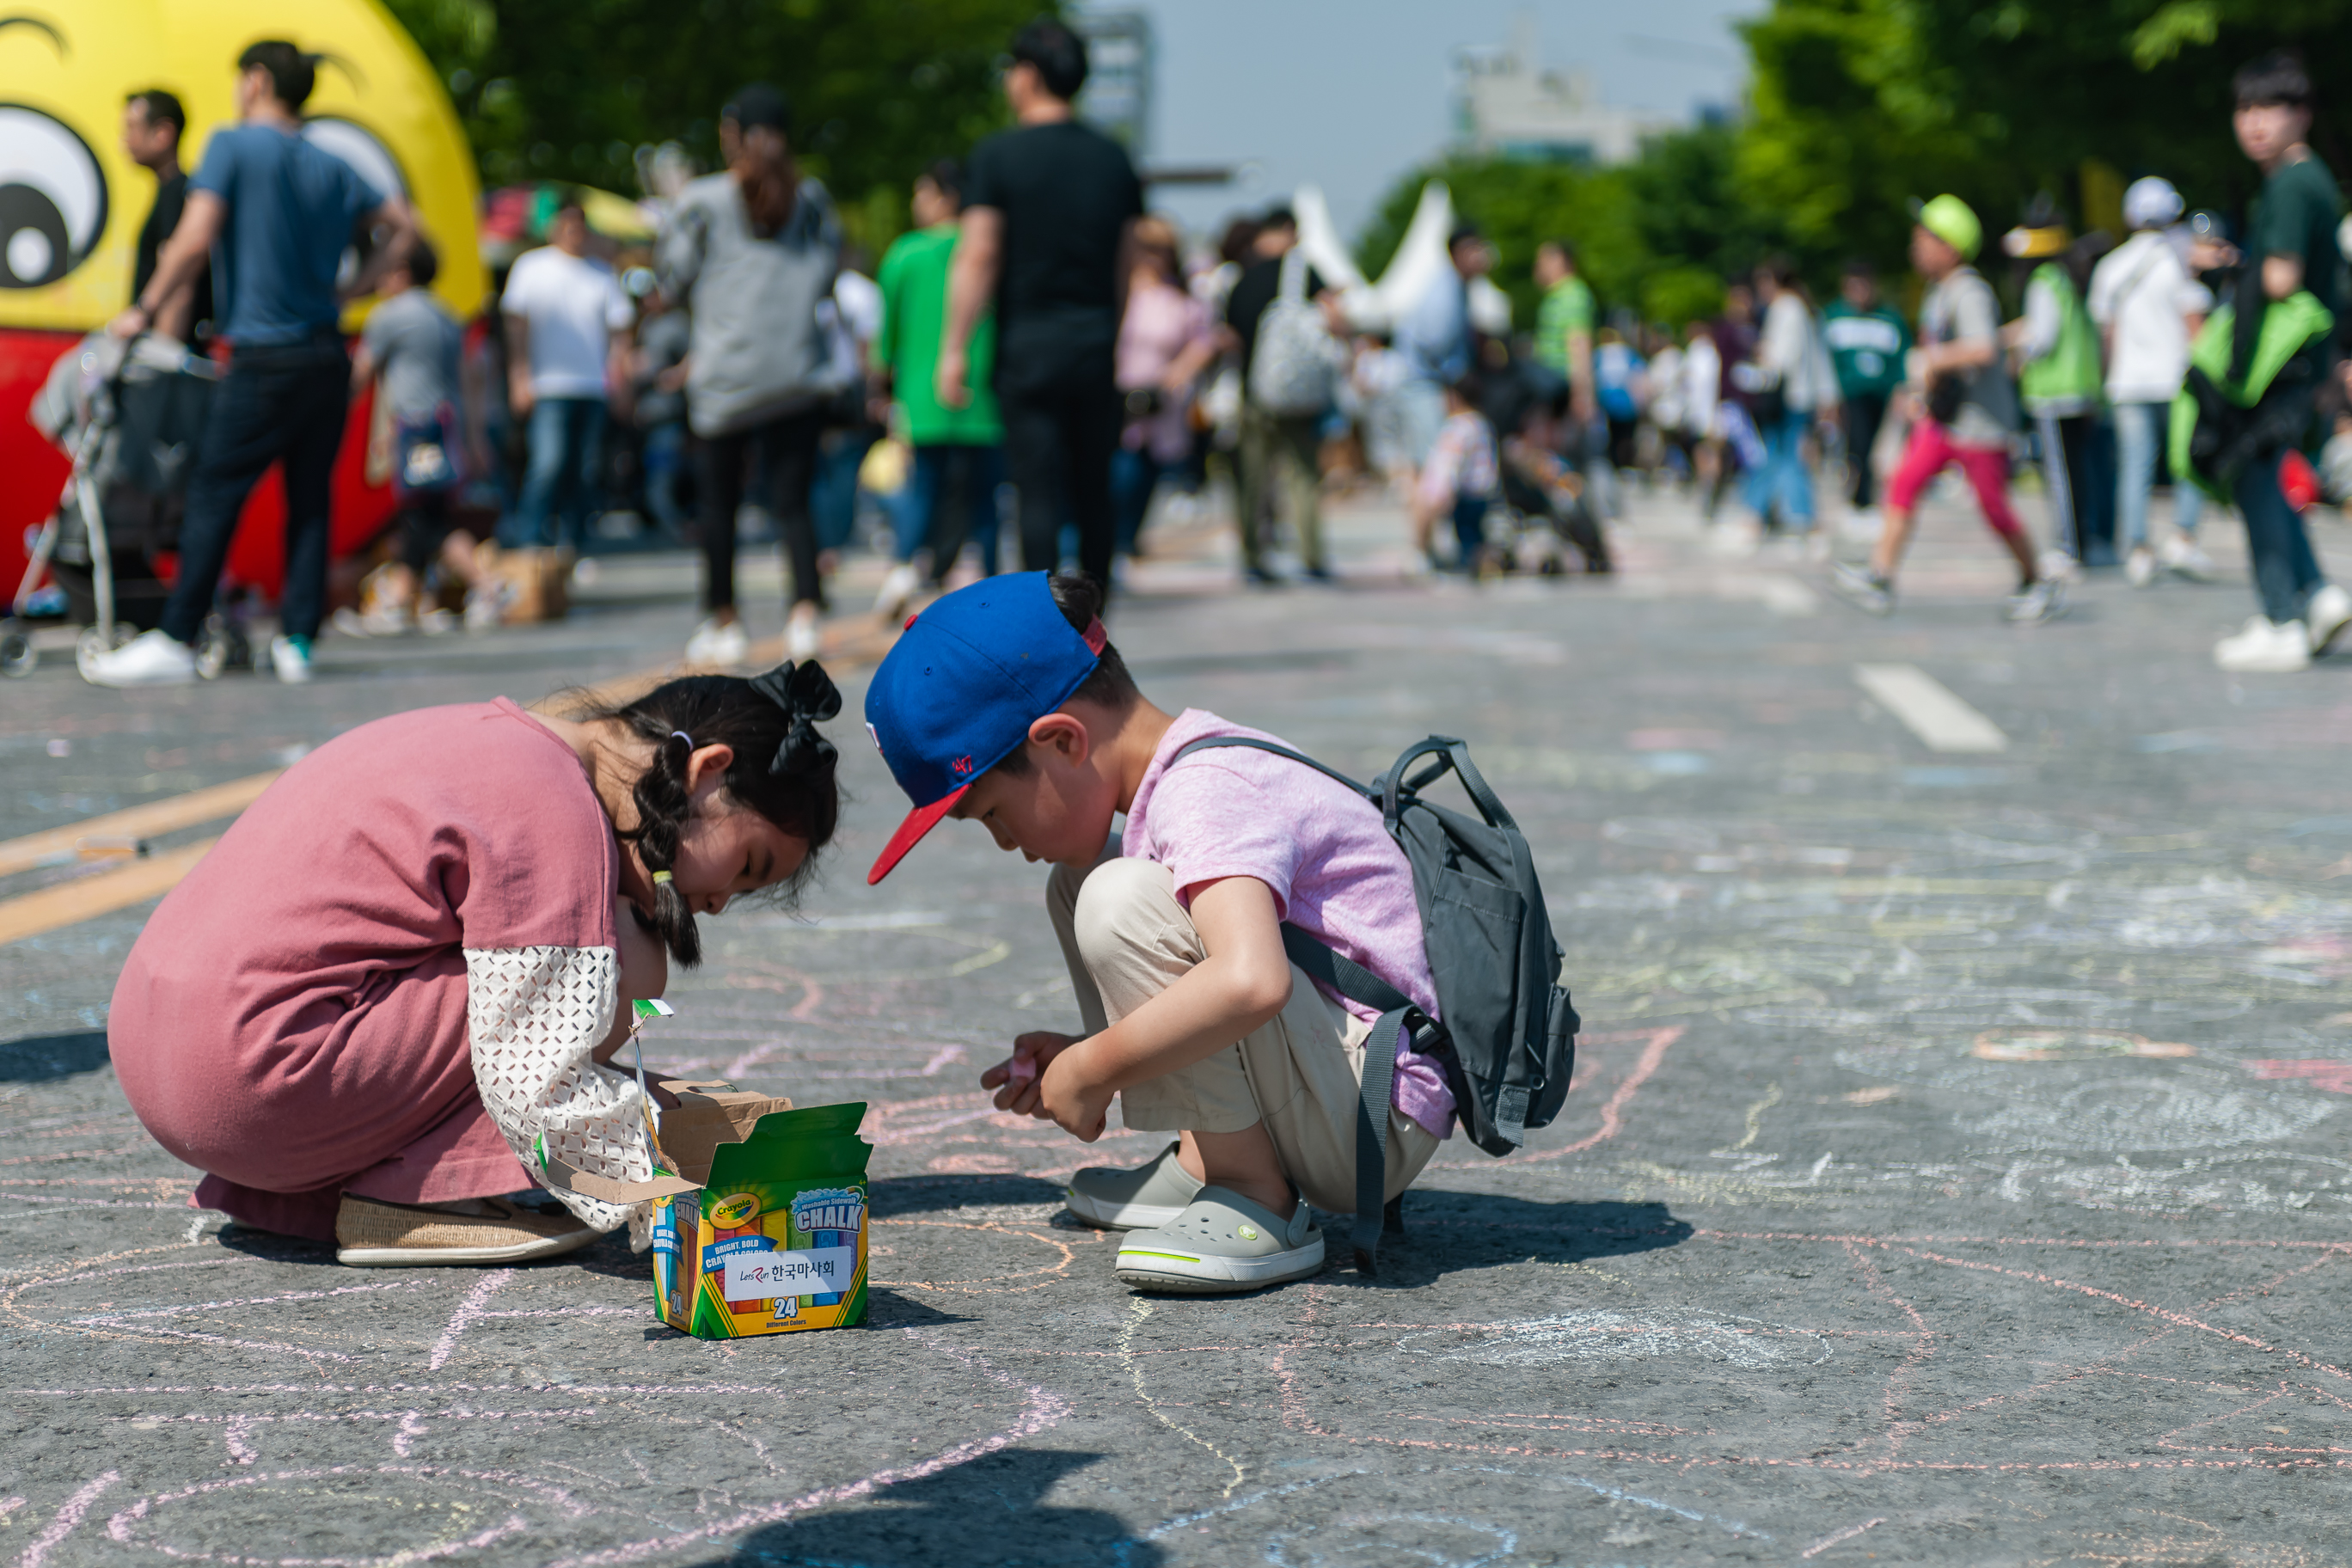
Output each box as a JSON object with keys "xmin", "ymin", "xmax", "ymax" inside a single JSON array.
[{"xmin": 867, "ymin": 787, "xmax": 967, "ymax": 885}]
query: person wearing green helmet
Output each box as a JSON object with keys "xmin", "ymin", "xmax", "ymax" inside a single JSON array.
[{"xmin": 1831, "ymin": 194, "xmax": 2061, "ymax": 623}]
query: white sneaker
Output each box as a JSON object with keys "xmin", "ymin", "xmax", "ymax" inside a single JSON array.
[
  {"xmin": 2161, "ymin": 536, "xmax": 2214, "ymax": 580},
  {"xmin": 2306, "ymin": 584, "xmax": 2352, "ymax": 654},
  {"xmin": 2004, "ymin": 578, "xmax": 2069, "ymax": 623},
  {"xmin": 873, "ymin": 561, "xmax": 922, "ymax": 622},
  {"xmin": 270, "ymin": 634, "xmax": 314, "ymax": 683},
  {"xmin": 683, "ymin": 616, "xmax": 750, "ymax": 667},
  {"xmin": 787, "ymin": 607, "xmax": 822, "ymax": 662},
  {"xmin": 82, "ymin": 628, "xmax": 197, "ymax": 688},
  {"xmin": 2037, "ymin": 548, "xmax": 2083, "ymax": 584},
  {"xmin": 2125, "ymin": 547, "xmax": 2155, "ymax": 588},
  {"xmin": 2214, "ymin": 616, "xmax": 2312, "ymax": 673}
]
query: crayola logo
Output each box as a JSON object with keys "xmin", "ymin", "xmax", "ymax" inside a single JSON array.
[{"xmin": 710, "ymin": 1192, "xmax": 761, "ymax": 1228}]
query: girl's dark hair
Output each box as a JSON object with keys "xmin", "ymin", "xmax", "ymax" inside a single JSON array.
[{"xmin": 580, "ymin": 666, "xmax": 842, "ymax": 967}]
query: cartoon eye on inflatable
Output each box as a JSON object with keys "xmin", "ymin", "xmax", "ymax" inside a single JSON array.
[
  {"xmin": 301, "ymin": 117, "xmax": 407, "ymax": 289},
  {"xmin": 0, "ymin": 103, "xmax": 107, "ymax": 289}
]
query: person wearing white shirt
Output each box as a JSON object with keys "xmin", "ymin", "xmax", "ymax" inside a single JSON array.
[
  {"xmin": 2089, "ymin": 175, "xmax": 2214, "ymax": 585},
  {"xmin": 501, "ymin": 199, "xmax": 634, "ymax": 548}
]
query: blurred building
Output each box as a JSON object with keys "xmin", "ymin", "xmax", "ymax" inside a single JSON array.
[
  {"xmin": 1075, "ymin": 9, "xmax": 1152, "ymax": 156},
  {"xmin": 1453, "ymin": 15, "xmax": 1674, "ymax": 166}
]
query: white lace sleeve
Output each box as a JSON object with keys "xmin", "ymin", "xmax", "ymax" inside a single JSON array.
[{"xmin": 465, "ymin": 945, "xmax": 654, "ymax": 1236}]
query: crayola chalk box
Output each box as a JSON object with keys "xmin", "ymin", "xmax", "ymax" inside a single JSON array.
[{"xmin": 649, "ymin": 1100, "xmax": 873, "ymax": 1338}]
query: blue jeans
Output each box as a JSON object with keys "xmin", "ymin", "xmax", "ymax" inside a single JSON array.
[
  {"xmin": 507, "ymin": 396, "xmax": 606, "ymax": 548},
  {"xmin": 2237, "ymin": 451, "xmax": 2324, "ymax": 624},
  {"xmin": 1451, "ymin": 493, "xmax": 1490, "ymax": 563},
  {"xmin": 899, "ymin": 444, "xmax": 1004, "ymax": 575},
  {"xmin": 162, "ymin": 333, "xmax": 351, "ymax": 646},
  {"xmin": 812, "ymin": 426, "xmax": 879, "ymax": 554},
  {"xmin": 1111, "ymin": 445, "xmax": 1161, "ymax": 557},
  {"xmin": 2112, "ymin": 400, "xmax": 2202, "ymax": 550},
  {"xmin": 1744, "ymin": 410, "xmax": 1816, "ymax": 530},
  {"xmin": 640, "ymin": 420, "xmax": 688, "ymax": 535}
]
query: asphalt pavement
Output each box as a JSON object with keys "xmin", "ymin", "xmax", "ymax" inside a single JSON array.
[{"xmin": 7, "ymin": 479, "xmax": 2352, "ymax": 1566}]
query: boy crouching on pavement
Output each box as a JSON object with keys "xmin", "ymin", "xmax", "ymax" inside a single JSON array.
[{"xmin": 863, "ymin": 572, "xmax": 1454, "ymax": 1293}]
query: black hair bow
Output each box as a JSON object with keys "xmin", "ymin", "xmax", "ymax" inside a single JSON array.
[{"xmin": 748, "ymin": 660, "xmax": 842, "ymax": 774}]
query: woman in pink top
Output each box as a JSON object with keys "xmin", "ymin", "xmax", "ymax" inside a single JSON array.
[
  {"xmin": 107, "ymin": 664, "xmax": 842, "ymax": 1266},
  {"xmin": 1112, "ymin": 217, "xmax": 1219, "ymax": 558}
]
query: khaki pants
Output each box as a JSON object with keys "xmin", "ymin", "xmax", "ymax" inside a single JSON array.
[
  {"xmin": 1236, "ymin": 402, "xmax": 1326, "ymax": 573},
  {"xmin": 1046, "ymin": 852, "xmax": 1438, "ymax": 1216}
]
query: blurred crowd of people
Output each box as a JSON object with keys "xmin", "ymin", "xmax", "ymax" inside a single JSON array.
[{"xmin": 71, "ymin": 24, "xmax": 2352, "ymax": 686}]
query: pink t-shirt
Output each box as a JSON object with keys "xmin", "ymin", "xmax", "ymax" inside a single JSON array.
[{"xmin": 1120, "ymin": 709, "xmax": 1455, "ymax": 1139}]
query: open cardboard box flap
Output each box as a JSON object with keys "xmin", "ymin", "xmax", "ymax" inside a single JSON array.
[{"xmin": 542, "ymin": 1077, "xmax": 795, "ymax": 1205}]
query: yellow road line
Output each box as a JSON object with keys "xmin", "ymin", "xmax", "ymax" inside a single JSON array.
[
  {"xmin": 0, "ymin": 771, "xmax": 279, "ymax": 879},
  {"xmin": 0, "ymin": 610, "xmax": 905, "ymax": 946},
  {"xmin": 0, "ymin": 838, "xmax": 218, "ymax": 947}
]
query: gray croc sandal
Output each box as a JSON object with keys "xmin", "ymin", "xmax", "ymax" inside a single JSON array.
[
  {"xmin": 1114, "ymin": 1185, "xmax": 1324, "ymax": 1294},
  {"xmin": 1065, "ymin": 1140, "xmax": 1205, "ymax": 1230}
]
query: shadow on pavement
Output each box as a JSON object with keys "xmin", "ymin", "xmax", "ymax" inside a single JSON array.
[
  {"xmin": 707, "ymin": 1449, "xmax": 1160, "ymax": 1567},
  {"xmin": 1317, "ymin": 1193, "xmax": 1691, "ymax": 1290},
  {"xmin": 0, "ymin": 1029, "xmax": 109, "ymax": 1082}
]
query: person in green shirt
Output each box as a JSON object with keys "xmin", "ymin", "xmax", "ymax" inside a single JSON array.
[
  {"xmin": 1819, "ymin": 259, "xmax": 1912, "ymax": 522},
  {"xmin": 2204, "ymin": 51, "xmax": 2351, "ymax": 674},
  {"xmin": 872, "ymin": 160, "xmax": 1005, "ymax": 619},
  {"xmin": 1534, "ymin": 239, "xmax": 1611, "ymax": 512}
]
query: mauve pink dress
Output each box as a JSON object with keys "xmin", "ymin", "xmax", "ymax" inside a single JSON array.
[{"xmin": 110, "ymin": 700, "xmax": 618, "ymax": 1242}]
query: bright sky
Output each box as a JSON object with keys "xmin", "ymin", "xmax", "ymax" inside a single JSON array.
[{"xmin": 1105, "ymin": 0, "xmax": 1761, "ymax": 248}]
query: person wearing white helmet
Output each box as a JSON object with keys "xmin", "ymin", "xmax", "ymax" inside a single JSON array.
[{"xmin": 2089, "ymin": 175, "xmax": 2215, "ymax": 586}]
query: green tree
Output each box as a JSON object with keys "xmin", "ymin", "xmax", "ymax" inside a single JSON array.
[
  {"xmin": 1739, "ymin": 0, "xmax": 2352, "ymax": 279},
  {"xmin": 383, "ymin": 0, "xmax": 1049, "ymax": 254}
]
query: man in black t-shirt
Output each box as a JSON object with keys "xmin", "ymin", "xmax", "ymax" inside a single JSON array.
[
  {"xmin": 120, "ymin": 89, "xmax": 212, "ymax": 341},
  {"xmin": 1221, "ymin": 207, "xmax": 1335, "ymax": 582},
  {"xmin": 937, "ymin": 19, "xmax": 1143, "ymax": 589}
]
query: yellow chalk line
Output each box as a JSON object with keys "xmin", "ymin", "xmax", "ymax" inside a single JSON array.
[
  {"xmin": 1712, "ymin": 1081, "xmax": 1782, "ymax": 1155},
  {"xmin": 0, "ymin": 839, "xmax": 219, "ymax": 947},
  {"xmin": 1118, "ymin": 1297, "xmax": 1246, "ymax": 1498},
  {"xmin": 0, "ymin": 771, "xmax": 279, "ymax": 879}
]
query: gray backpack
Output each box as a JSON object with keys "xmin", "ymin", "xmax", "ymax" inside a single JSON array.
[
  {"xmin": 1173, "ymin": 735, "xmax": 1579, "ymax": 1271},
  {"xmin": 1246, "ymin": 248, "xmax": 1344, "ymax": 416}
]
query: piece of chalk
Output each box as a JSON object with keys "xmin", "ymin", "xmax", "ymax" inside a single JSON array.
[{"xmin": 1009, "ymin": 1056, "xmax": 1038, "ymax": 1083}]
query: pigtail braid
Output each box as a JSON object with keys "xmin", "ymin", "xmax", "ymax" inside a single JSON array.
[{"xmin": 621, "ymin": 730, "xmax": 703, "ymax": 968}]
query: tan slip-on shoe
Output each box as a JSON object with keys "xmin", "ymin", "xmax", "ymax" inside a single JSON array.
[
  {"xmin": 1064, "ymin": 1140, "xmax": 1206, "ymax": 1230},
  {"xmin": 334, "ymin": 1194, "xmax": 601, "ymax": 1267}
]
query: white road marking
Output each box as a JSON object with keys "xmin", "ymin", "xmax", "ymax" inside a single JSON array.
[{"xmin": 1853, "ymin": 664, "xmax": 2009, "ymax": 753}]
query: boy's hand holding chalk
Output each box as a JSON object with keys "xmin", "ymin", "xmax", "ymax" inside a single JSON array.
[{"xmin": 983, "ymin": 1031, "xmax": 1080, "ymax": 1118}]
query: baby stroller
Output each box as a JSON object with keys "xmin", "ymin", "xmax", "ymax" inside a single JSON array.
[
  {"xmin": 1480, "ymin": 353, "xmax": 1613, "ymax": 575},
  {"xmin": 2, "ymin": 332, "xmax": 241, "ymax": 680}
]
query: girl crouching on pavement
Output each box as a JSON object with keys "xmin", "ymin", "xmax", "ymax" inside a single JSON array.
[{"xmin": 108, "ymin": 664, "xmax": 842, "ymax": 1266}]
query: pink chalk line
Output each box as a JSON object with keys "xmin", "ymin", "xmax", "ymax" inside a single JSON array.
[
  {"xmin": 427, "ymin": 1268, "xmax": 515, "ymax": 1370},
  {"xmin": 543, "ymin": 1336, "xmax": 1071, "ymax": 1567},
  {"xmin": 1800, "ymin": 1516, "xmax": 1885, "ymax": 1558},
  {"xmin": 16, "ymin": 1472, "xmax": 116, "ymax": 1568}
]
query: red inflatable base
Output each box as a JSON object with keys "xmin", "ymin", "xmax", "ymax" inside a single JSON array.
[{"xmin": 2, "ymin": 327, "xmax": 394, "ymax": 612}]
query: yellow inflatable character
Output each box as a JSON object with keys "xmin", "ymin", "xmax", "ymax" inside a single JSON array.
[{"xmin": 0, "ymin": 0, "xmax": 482, "ymax": 610}]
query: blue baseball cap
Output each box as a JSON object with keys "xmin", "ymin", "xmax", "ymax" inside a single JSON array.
[{"xmin": 863, "ymin": 573, "xmax": 1106, "ymax": 884}]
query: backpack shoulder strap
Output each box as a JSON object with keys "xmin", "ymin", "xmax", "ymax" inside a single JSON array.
[{"xmin": 1171, "ymin": 734, "xmax": 1371, "ymax": 795}]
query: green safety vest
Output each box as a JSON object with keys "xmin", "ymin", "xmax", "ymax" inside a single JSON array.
[{"xmin": 2019, "ymin": 262, "xmax": 2102, "ymax": 413}]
